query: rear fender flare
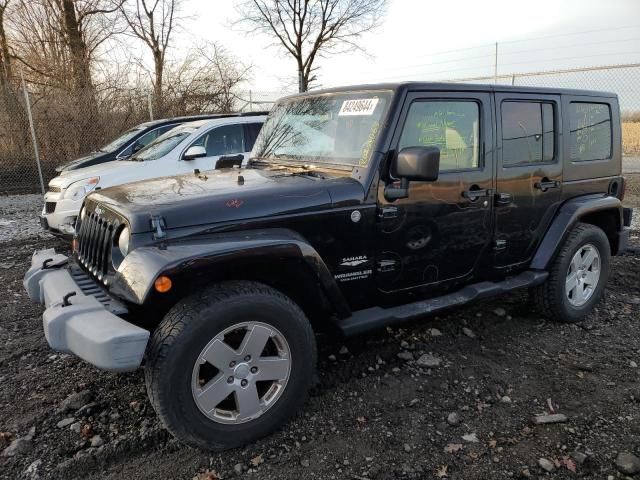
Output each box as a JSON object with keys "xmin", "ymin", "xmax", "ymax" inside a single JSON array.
[
  {"xmin": 530, "ymin": 194, "xmax": 623, "ymax": 270},
  {"xmin": 110, "ymin": 228, "xmax": 350, "ymax": 316}
]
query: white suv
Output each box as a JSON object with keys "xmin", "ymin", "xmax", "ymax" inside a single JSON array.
[{"xmin": 41, "ymin": 114, "xmax": 266, "ymax": 235}]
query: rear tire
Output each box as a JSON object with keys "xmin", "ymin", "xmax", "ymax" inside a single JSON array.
[
  {"xmin": 145, "ymin": 281, "xmax": 316, "ymax": 450},
  {"xmin": 532, "ymin": 222, "xmax": 610, "ymax": 323}
]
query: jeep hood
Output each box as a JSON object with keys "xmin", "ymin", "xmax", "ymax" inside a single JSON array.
[{"xmin": 88, "ymin": 168, "xmax": 365, "ymax": 233}]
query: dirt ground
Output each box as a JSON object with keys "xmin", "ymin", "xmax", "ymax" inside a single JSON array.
[{"xmin": 1, "ymin": 177, "xmax": 639, "ymax": 480}]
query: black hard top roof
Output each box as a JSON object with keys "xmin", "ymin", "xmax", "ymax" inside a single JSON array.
[
  {"xmin": 138, "ymin": 111, "xmax": 269, "ymax": 129},
  {"xmin": 282, "ymin": 82, "xmax": 617, "ymax": 100}
]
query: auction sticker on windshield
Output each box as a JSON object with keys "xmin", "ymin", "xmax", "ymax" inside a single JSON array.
[{"xmin": 339, "ymin": 98, "xmax": 379, "ymax": 116}]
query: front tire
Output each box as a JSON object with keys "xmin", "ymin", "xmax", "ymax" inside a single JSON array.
[
  {"xmin": 532, "ymin": 223, "xmax": 610, "ymax": 323},
  {"xmin": 145, "ymin": 281, "xmax": 316, "ymax": 450}
]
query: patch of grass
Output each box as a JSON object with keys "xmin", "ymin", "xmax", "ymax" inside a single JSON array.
[{"xmin": 623, "ymin": 122, "xmax": 640, "ymax": 155}]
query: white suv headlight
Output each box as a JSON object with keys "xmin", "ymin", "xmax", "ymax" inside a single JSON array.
[{"xmin": 63, "ymin": 177, "xmax": 99, "ymax": 201}]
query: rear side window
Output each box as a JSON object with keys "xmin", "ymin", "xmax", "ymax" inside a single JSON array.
[
  {"xmin": 244, "ymin": 123, "xmax": 263, "ymax": 152},
  {"xmin": 399, "ymin": 100, "xmax": 480, "ymax": 171},
  {"xmin": 569, "ymin": 102, "xmax": 612, "ymax": 161},
  {"xmin": 501, "ymin": 101, "xmax": 555, "ymax": 166}
]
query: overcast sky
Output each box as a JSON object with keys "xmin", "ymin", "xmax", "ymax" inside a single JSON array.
[{"xmin": 177, "ymin": 0, "xmax": 639, "ymax": 94}]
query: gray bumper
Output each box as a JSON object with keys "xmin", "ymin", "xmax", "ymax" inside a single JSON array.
[{"xmin": 23, "ymin": 249, "xmax": 149, "ymax": 372}]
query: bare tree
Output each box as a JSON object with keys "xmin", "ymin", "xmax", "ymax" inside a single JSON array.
[
  {"xmin": 57, "ymin": 0, "xmax": 124, "ymax": 91},
  {"xmin": 0, "ymin": 0, "xmax": 12, "ymax": 90},
  {"xmin": 160, "ymin": 43, "xmax": 251, "ymax": 114},
  {"xmin": 236, "ymin": 0, "xmax": 387, "ymax": 92},
  {"xmin": 120, "ymin": 0, "xmax": 179, "ymax": 116}
]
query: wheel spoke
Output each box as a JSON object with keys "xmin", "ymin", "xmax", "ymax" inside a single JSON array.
[
  {"xmin": 239, "ymin": 324, "xmax": 272, "ymax": 359},
  {"xmin": 565, "ymin": 272, "xmax": 579, "ymax": 292},
  {"xmin": 575, "ymin": 281, "xmax": 586, "ymax": 301},
  {"xmin": 582, "ymin": 248, "xmax": 597, "ymax": 268},
  {"xmin": 235, "ymin": 383, "xmax": 262, "ymax": 420},
  {"xmin": 571, "ymin": 250, "xmax": 583, "ymax": 269},
  {"xmin": 584, "ymin": 270, "xmax": 599, "ymax": 286},
  {"xmin": 195, "ymin": 375, "xmax": 233, "ymax": 413},
  {"xmin": 201, "ymin": 339, "xmax": 238, "ymax": 369},
  {"xmin": 256, "ymin": 357, "xmax": 290, "ymax": 381}
]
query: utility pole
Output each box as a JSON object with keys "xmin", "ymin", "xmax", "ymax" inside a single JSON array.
[
  {"xmin": 494, "ymin": 42, "xmax": 499, "ymax": 84},
  {"xmin": 148, "ymin": 92, "xmax": 154, "ymax": 120}
]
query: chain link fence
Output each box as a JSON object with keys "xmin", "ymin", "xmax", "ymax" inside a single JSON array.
[
  {"xmin": 0, "ymin": 87, "xmax": 292, "ymax": 194},
  {"xmin": 1, "ymin": 63, "xmax": 639, "ymax": 194}
]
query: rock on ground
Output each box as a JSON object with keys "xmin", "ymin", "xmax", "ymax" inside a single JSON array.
[{"xmin": 615, "ymin": 452, "xmax": 640, "ymax": 475}]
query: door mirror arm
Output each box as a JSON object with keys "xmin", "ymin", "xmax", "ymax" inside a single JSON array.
[{"xmin": 384, "ymin": 178, "xmax": 410, "ymax": 200}]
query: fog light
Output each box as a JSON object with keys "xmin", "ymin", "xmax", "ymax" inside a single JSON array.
[{"xmin": 154, "ymin": 275, "xmax": 172, "ymax": 293}]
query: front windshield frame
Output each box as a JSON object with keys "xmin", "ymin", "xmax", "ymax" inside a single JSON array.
[
  {"xmin": 251, "ymin": 89, "xmax": 393, "ymax": 169},
  {"xmin": 131, "ymin": 125, "xmax": 197, "ymax": 162}
]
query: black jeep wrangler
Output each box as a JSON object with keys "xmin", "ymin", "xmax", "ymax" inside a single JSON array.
[{"xmin": 24, "ymin": 83, "xmax": 633, "ymax": 451}]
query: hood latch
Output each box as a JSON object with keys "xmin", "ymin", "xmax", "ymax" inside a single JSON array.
[{"xmin": 151, "ymin": 215, "xmax": 167, "ymax": 240}]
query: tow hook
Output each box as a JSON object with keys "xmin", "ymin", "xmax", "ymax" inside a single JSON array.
[
  {"xmin": 62, "ymin": 291, "xmax": 77, "ymax": 307},
  {"xmin": 42, "ymin": 258, "xmax": 69, "ymax": 270}
]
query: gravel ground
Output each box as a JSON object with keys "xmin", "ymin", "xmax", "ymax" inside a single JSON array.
[
  {"xmin": 0, "ymin": 178, "xmax": 639, "ymax": 480},
  {"xmin": 0, "ymin": 194, "xmax": 52, "ymax": 243}
]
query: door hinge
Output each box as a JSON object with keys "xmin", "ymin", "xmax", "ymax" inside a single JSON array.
[
  {"xmin": 494, "ymin": 239, "xmax": 507, "ymax": 251},
  {"xmin": 378, "ymin": 206, "xmax": 399, "ymax": 220}
]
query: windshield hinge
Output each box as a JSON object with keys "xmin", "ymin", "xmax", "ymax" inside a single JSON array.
[
  {"xmin": 378, "ymin": 206, "xmax": 399, "ymax": 220},
  {"xmin": 151, "ymin": 215, "xmax": 167, "ymax": 240}
]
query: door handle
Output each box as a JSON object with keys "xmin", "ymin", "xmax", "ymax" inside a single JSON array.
[
  {"xmin": 462, "ymin": 187, "xmax": 492, "ymax": 201},
  {"xmin": 534, "ymin": 178, "xmax": 560, "ymax": 192}
]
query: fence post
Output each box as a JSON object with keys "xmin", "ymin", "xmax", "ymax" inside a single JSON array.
[
  {"xmin": 148, "ymin": 92, "xmax": 154, "ymax": 120},
  {"xmin": 249, "ymin": 90, "xmax": 253, "ymax": 112},
  {"xmin": 21, "ymin": 70, "xmax": 45, "ymax": 195}
]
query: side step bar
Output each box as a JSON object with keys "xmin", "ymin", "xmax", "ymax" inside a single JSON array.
[{"xmin": 338, "ymin": 270, "xmax": 548, "ymax": 336}]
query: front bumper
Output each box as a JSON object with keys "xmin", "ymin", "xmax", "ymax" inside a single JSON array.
[
  {"xmin": 41, "ymin": 191, "xmax": 82, "ymax": 235},
  {"xmin": 23, "ymin": 249, "xmax": 149, "ymax": 372}
]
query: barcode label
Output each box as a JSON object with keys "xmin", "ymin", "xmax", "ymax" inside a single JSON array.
[{"xmin": 338, "ymin": 98, "xmax": 379, "ymax": 116}]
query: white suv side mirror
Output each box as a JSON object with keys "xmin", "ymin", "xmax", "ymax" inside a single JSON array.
[{"xmin": 183, "ymin": 145, "xmax": 207, "ymax": 161}]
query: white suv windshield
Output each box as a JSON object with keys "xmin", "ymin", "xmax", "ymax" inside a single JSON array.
[
  {"xmin": 132, "ymin": 125, "xmax": 197, "ymax": 161},
  {"xmin": 252, "ymin": 91, "xmax": 391, "ymax": 167}
]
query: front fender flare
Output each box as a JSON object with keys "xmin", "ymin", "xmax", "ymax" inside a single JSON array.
[
  {"xmin": 110, "ymin": 228, "xmax": 349, "ymax": 316},
  {"xmin": 530, "ymin": 194, "xmax": 623, "ymax": 270}
]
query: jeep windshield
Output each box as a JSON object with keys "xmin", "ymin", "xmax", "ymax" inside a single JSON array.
[{"xmin": 251, "ymin": 91, "xmax": 392, "ymax": 168}]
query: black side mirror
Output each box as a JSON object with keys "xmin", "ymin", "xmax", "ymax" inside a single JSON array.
[{"xmin": 386, "ymin": 146, "xmax": 440, "ymax": 200}]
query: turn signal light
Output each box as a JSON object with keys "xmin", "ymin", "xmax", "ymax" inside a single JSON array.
[
  {"xmin": 72, "ymin": 238, "xmax": 78, "ymax": 253},
  {"xmin": 154, "ymin": 275, "xmax": 173, "ymax": 293}
]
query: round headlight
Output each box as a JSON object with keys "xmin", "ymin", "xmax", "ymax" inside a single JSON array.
[{"xmin": 118, "ymin": 227, "xmax": 130, "ymax": 256}]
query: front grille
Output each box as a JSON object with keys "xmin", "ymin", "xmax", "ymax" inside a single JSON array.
[
  {"xmin": 45, "ymin": 202, "xmax": 56, "ymax": 214},
  {"xmin": 48, "ymin": 186, "xmax": 62, "ymax": 193},
  {"xmin": 75, "ymin": 209, "xmax": 117, "ymax": 280}
]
